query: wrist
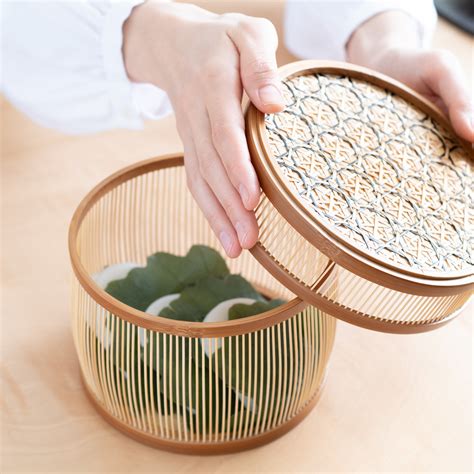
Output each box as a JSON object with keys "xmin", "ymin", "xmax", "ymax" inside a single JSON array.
[
  {"xmin": 346, "ymin": 11, "xmax": 421, "ymax": 70},
  {"xmin": 363, "ymin": 46, "xmax": 413, "ymax": 78},
  {"xmin": 122, "ymin": 1, "xmax": 171, "ymax": 88}
]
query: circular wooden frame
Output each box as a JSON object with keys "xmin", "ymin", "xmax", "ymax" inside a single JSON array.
[
  {"xmin": 69, "ymin": 153, "xmax": 308, "ymax": 338},
  {"xmin": 246, "ymin": 60, "xmax": 473, "ymax": 298},
  {"xmin": 246, "ymin": 61, "xmax": 474, "ymax": 333}
]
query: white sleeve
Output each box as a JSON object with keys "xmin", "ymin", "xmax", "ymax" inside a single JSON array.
[
  {"xmin": 1, "ymin": 1, "xmax": 172, "ymax": 134},
  {"xmin": 284, "ymin": 0, "xmax": 438, "ymax": 61}
]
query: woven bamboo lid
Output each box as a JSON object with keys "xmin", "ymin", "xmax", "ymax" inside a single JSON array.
[{"xmin": 246, "ymin": 60, "xmax": 473, "ymax": 333}]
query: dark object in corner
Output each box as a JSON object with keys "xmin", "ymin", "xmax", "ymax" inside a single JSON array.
[{"xmin": 435, "ymin": 0, "xmax": 474, "ymax": 35}]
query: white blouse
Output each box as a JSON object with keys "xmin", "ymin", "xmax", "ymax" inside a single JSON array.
[{"xmin": 1, "ymin": 0, "xmax": 437, "ymax": 134}]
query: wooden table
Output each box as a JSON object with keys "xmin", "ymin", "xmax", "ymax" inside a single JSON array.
[{"xmin": 1, "ymin": 3, "xmax": 472, "ymax": 472}]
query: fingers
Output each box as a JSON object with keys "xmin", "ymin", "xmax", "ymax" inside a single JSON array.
[
  {"xmin": 226, "ymin": 15, "xmax": 285, "ymax": 114},
  {"xmin": 182, "ymin": 134, "xmax": 242, "ymax": 259},
  {"xmin": 190, "ymin": 107, "xmax": 259, "ymax": 250},
  {"xmin": 168, "ymin": 13, "xmax": 286, "ymax": 258},
  {"xmin": 204, "ymin": 65, "xmax": 260, "ymax": 211},
  {"xmin": 422, "ymin": 50, "xmax": 474, "ymax": 142}
]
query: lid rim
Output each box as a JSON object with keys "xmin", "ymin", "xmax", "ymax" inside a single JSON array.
[
  {"xmin": 246, "ymin": 60, "xmax": 474, "ymax": 295},
  {"xmin": 249, "ymin": 243, "xmax": 470, "ymax": 334}
]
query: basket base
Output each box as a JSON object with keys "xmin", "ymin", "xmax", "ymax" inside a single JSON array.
[{"xmin": 81, "ymin": 372, "xmax": 325, "ymax": 455}]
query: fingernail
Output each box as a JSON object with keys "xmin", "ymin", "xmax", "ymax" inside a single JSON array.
[
  {"xmin": 239, "ymin": 184, "xmax": 249, "ymax": 208},
  {"xmin": 219, "ymin": 231, "xmax": 233, "ymax": 255},
  {"xmin": 235, "ymin": 221, "xmax": 248, "ymax": 248},
  {"xmin": 258, "ymin": 84, "xmax": 283, "ymax": 106}
]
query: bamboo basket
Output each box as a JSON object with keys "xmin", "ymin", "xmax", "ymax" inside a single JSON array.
[
  {"xmin": 69, "ymin": 155, "xmax": 337, "ymax": 454},
  {"xmin": 247, "ymin": 61, "xmax": 473, "ymax": 333}
]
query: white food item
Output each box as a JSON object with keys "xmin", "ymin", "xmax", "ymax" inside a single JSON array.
[
  {"xmin": 94, "ymin": 307, "xmax": 115, "ymax": 349},
  {"xmin": 237, "ymin": 392, "xmax": 255, "ymax": 412},
  {"xmin": 92, "ymin": 262, "xmax": 141, "ymax": 348},
  {"xmin": 201, "ymin": 297, "xmax": 258, "ymax": 413},
  {"xmin": 145, "ymin": 294, "xmax": 180, "ymax": 316},
  {"xmin": 200, "ymin": 298, "xmax": 256, "ymax": 358},
  {"xmin": 92, "ymin": 262, "xmax": 141, "ymax": 289},
  {"xmin": 139, "ymin": 294, "xmax": 181, "ymax": 347}
]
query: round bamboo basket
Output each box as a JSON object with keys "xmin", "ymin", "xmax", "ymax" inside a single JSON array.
[
  {"xmin": 69, "ymin": 154, "xmax": 337, "ymax": 454},
  {"xmin": 246, "ymin": 60, "xmax": 473, "ymax": 334}
]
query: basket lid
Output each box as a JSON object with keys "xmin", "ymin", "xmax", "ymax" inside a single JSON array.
[{"xmin": 246, "ymin": 60, "xmax": 473, "ymax": 332}]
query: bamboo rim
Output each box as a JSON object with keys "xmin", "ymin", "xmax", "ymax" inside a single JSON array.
[
  {"xmin": 68, "ymin": 153, "xmax": 308, "ymax": 338},
  {"xmin": 246, "ymin": 60, "xmax": 474, "ymax": 297},
  {"xmin": 81, "ymin": 372, "xmax": 326, "ymax": 455}
]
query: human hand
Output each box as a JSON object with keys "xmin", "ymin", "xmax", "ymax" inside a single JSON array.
[
  {"xmin": 347, "ymin": 11, "xmax": 473, "ymax": 143},
  {"xmin": 366, "ymin": 47, "xmax": 474, "ymax": 142},
  {"xmin": 123, "ymin": 2, "xmax": 285, "ymax": 258}
]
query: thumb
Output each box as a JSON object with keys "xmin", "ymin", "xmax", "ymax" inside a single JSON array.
[{"xmin": 228, "ymin": 17, "xmax": 285, "ymax": 113}]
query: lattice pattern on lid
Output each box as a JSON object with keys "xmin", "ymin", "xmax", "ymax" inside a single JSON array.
[{"xmin": 264, "ymin": 73, "xmax": 473, "ymax": 275}]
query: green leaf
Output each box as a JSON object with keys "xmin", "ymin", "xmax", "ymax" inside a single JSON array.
[
  {"xmin": 96, "ymin": 243, "xmax": 303, "ymax": 435},
  {"xmin": 159, "ymin": 274, "xmax": 265, "ymax": 322},
  {"xmin": 212, "ymin": 310, "xmax": 310, "ymax": 430},
  {"xmin": 141, "ymin": 332, "xmax": 238, "ymax": 434},
  {"xmin": 228, "ymin": 299, "xmax": 286, "ymax": 320},
  {"xmin": 105, "ymin": 245, "xmax": 229, "ymax": 311}
]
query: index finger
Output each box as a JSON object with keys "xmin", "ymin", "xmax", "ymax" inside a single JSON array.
[{"xmin": 205, "ymin": 66, "xmax": 261, "ymax": 211}]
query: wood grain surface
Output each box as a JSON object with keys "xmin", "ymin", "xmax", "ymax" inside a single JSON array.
[{"xmin": 1, "ymin": 1, "xmax": 472, "ymax": 471}]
